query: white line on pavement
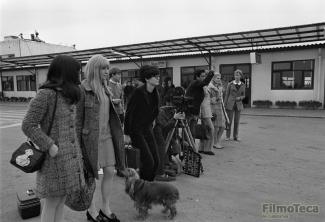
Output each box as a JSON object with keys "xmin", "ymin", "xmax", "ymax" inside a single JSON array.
[{"xmin": 0, "ymin": 123, "xmax": 22, "ymax": 129}]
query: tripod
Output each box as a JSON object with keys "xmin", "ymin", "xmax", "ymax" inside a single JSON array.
[{"xmin": 163, "ymin": 117, "xmax": 198, "ymax": 154}]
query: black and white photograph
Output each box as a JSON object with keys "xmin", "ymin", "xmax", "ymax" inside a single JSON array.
[{"xmin": 0, "ymin": 0, "xmax": 324, "ymax": 221}]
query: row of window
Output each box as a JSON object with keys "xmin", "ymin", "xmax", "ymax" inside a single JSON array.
[
  {"xmin": 2, "ymin": 75, "xmax": 36, "ymax": 91},
  {"xmin": 0, "ymin": 59, "xmax": 315, "ymax": 91}
]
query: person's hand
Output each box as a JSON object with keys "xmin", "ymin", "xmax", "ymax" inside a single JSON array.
[
  {"xmin": 236, "ymin": 97, "xmax": 242, "ymax": 101},
  {"xmin": 124, "ymin": 135, "xmax": 131, "ymax": 144},
  {"xmin": 49, "ymin": 144, "xmax": 58, "ymax": 157},
  {"xmin": 174, "ymin": 112, "xmax": 185, "ymax": 120}
]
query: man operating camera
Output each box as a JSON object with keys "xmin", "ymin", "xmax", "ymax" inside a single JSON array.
[{"xmin": 153, "ymin": 87, "xmax": 185, "ymax": 181}]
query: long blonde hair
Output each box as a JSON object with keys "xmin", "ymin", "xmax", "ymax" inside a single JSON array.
[{"xmin": 84, "ymin": 54, "xmax": 110, "ymax": 101}]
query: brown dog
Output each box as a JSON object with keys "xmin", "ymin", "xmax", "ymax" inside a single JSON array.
[{"xmin": 124, "ymin": 168, "xmax": 179, "ymax": 220}]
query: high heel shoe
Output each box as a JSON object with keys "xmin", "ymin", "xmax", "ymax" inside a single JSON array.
[
  {"xmin": 97, "ymin": 209, "xmax": 120, "ymax": 222},
  {"xmin": 86, "ymin": 210, "xmax": 98, "ymax": 222}
]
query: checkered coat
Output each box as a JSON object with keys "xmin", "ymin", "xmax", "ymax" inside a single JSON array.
[{"xmin": 21, "ymin": 89, "xmax": 85, "ymax": 198}]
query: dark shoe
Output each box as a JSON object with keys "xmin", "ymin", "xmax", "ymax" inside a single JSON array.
[
  {"xmin": 198, "ymin": 150, "xmax": 205, "ymax": 154},
  {"xmin": 87, "ymin": 211, "xmax": 98, "ymax": 222},
  {"xmin": 97, "ymin": 210, "xmax": 120, "ymax": 222},
  {"xmin": 204, "ymin": 151, "xmax": 215, "ymax": 155},
  {"xmin": 155, "ymin": 174, "xmax": 176, "ymax": 182},
  {"xmin": 234, "ymin": 137, "xmax": 241, "ymax": 142}
]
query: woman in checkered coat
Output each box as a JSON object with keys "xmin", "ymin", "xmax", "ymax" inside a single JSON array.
[{"xmin": 21, "ymin": 55, "xmax": 84, "ymax": 222}]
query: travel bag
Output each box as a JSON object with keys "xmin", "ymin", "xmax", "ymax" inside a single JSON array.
[
  {"xmin": 16, "ymin": 189, "xmax": 41, "ymax": 219},
  {"xmin": 125, "ymin": 144, "xmax": 140, "ymax": 170}
]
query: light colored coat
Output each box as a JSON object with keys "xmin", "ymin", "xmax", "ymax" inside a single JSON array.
[
  {"xmin": 224, "ymin": 81, "xmax": 246, "ymax": 111},
  {"xmin": 76, "ymin": 80, "xmax": 125, "ymax": 179},
  {"xmin": 22, "ymin": 89, "xmax": 85, "ymax": 198}
]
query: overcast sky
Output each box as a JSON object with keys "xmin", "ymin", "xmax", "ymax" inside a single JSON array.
[{"xmin": 1, "ymin": 0, "xmax": 324, "ymax": 50}]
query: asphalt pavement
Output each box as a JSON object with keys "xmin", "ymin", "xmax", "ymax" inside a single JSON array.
[{"xmin": 0, "ymin": 103, "xmax": 324, "ymax": 222}]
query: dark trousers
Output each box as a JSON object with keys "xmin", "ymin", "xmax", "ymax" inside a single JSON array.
[
  {"xmin": 153, "ymin": 125, "xmax": 166, "ymax": 175},
  {"xmin": 130, "ymin": 127, "xmax": 160, "ymax": 181},
  {"xmin": 226, "ymin": 106, "xmax": 241, "ymax": 139}
]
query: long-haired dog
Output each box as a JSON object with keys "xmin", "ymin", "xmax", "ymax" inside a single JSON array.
[{"xmin": 124, "ymin": 168, "xmax": 179, "ymax": 220}]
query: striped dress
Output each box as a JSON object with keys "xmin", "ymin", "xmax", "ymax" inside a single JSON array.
[{"xmin": 209, "ymin": 83, "xmax": 226, "ymax": 128}]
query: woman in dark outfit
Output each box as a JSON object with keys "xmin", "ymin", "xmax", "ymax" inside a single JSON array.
[{"xmin": 124, "ymin": 65, "xmax": 160, "ymax": 181}]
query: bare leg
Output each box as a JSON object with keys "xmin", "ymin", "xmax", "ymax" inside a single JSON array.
[
  {"xmin": 87, "ymin": 194, "xmax": 99, "ymax": 219},
  {"xmin": 216, "ymin": 127, "xmax": 225, "ymax": 148},
  {"xmin": 101, "ymin": 166, "xmax": 115, "ymax": 216},
  {"xmin": 41, "ymin": 196, "xmax": 65, "ymax": 222},
  {"xmin": 54, "ymin": 196, "xmax": 66, "ymax": 222}
]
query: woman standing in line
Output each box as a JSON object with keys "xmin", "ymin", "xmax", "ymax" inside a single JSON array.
[
  {"xmin": 209, "ymin": 73, "xmax": 226, "ymax": 149},
  {"xmin": 22, "ymin": 55, "xmax": 84, "ymax": 222},
  {"xmin": 198, "ymin": 79, "xmax": 215, "ymax": 156},
  {"xmin": 77, "ymin": 55, "xmax": 125, "ymax": 222},
  {"xmin": 224, "ymin": 69, "xmax": 246, "ymax": 141}
]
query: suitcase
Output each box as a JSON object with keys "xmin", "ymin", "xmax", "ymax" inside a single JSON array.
[
  {"xmin": 17, "ymin": 189, "xmax": 41, "ymax": 219},
  {"xmin": 125, "ymin": 145, "xmax": 140, "ymax": 170}
]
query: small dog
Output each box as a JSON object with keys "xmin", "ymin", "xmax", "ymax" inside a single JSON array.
[{"xmin": 124, "ymin": 168, "xmax": 179, "ymax": 220}]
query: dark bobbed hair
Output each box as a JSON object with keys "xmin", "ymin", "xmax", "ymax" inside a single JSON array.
[
  {"xmin": 40, "ymin": 55, "xmax": 81, "ymax": 104},
  {"xmin": 139, "ymin": 65, "xmax": 160, "ymax": 83},
  {"xmin": 193, "ymin": 69, "xmax": 205, "ymax": 80}
]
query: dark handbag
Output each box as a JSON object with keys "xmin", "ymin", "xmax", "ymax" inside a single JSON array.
[
  {"xmin": 65, "ymin": 166, "xmax": 95, "ymax": 211},
  {"xmin": 65, "ymin": 91, "xmax": 96, "ymax": 211},
  {"xmin": 10, "ymin": 92, "xmax": 58, "ymax": 173},
  {"xmin": 193, "ymin": 122, "xmax": 210, "ymax": 140},
  {"xmin": 125, "ymin": 144, "xmax": 141, "ymax": 170},
  {"xmin": 182, "ymin": 144, "xmax": 203, "ymax": 177}
]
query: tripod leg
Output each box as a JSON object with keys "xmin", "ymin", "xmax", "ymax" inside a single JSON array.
[
  {"xmin": 164, "ymin": 120, "xmax": 178, "ymax": 153},
  {"xmin": 180, "ymin": 120, "xmax": 198, "ymax": 152}
]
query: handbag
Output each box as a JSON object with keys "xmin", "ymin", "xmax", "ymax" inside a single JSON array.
[
  {"xmin": 64, "ymin": 166, "xmax": 95, "ymax": 211},
  {"xmin": 65, "ymin": 89, "xmax": 96, "ymax": 211},
  {"xmin": 193, "ymin": 122, "xmax": 210, "ymax": 140},
  {"xmin": 10, "ymin": 92, "xmax": 58, "ymax": 173},
  {"xmin": 182, "ymin": 144, "xmax": 203, "ymax": 177}
]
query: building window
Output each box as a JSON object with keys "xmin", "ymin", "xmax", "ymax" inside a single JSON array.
[
  {"xmin": 121, "ymin": 69, "xmax": 140, "ymax": 85},
  {"xmin": 16, "ymin": 75, "xmax": 36, "ymax": 91},
  {"xmin": 180, "ymin": 65, "xmax": 209, "ymax": 89},
  {"xmin": 2, "ymin": 76, "xmax": 14, "ymax": 91},
  {"xmin": 271, "ymin": 60, "xmax": 314, "ymax": 89}
]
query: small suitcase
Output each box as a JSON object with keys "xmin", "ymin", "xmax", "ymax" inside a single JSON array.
[
  {"xmin": 125, "ymin": 145, "xmax": 140, "ymax": 170},
  {"xmin": 17, "ymin": 189, "xmax": 41, "ymax": 219}
]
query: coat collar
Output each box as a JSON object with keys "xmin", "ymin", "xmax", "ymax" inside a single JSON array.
[
  {"xmin": 232, "ymin": 80, "xmax": 242, "ymax": 85},
  {"xmin": 81, "ymin": 79, "xmax": 113, "ymax": 97},
  {"xmin": 138, "ymin": 84, "xmax": 159, "ymax": 106},
  {"xmin": 81, "ymin": 79, "xmax": 92, "ymax": 91}
]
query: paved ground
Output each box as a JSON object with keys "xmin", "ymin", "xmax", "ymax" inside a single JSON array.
[{"xmin": 0, "ymin": 103, "xmax": 324, "ymax": 222}]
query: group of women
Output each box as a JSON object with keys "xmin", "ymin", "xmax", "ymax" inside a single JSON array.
[
  {"xmin": 22, "ymin": 55, "xmax": 123, "ymax": 222},
  {"xmin": 188, "ymin": 69, "xmax": 246, "ymax": 155},
  {"xmin": 21, "ymin": 53, "xmax": 246, "ymax": 222}
]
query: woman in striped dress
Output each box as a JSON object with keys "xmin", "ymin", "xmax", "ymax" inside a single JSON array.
[{"xmin": 209, "ymin": 73, "xmax": 226, "ymax": 149}]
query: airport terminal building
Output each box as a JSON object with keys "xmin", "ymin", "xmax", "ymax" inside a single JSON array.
[{"xmin": 1, "ymin": 23, "xmax": 324, "ymax": 108}]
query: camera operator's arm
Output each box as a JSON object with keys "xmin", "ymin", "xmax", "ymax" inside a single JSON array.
[{"xmin": 198, "ymin": 70, "xmax": 214, "ymax": 87}]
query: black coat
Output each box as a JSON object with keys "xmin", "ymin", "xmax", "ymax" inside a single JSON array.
[
  {"xmin": 124, "ymin": 85, "xmax": 160, "ymax": 135},
  {"xmin": 185, "ymin": 72, "xmax": 214, "ymax": 115}
]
